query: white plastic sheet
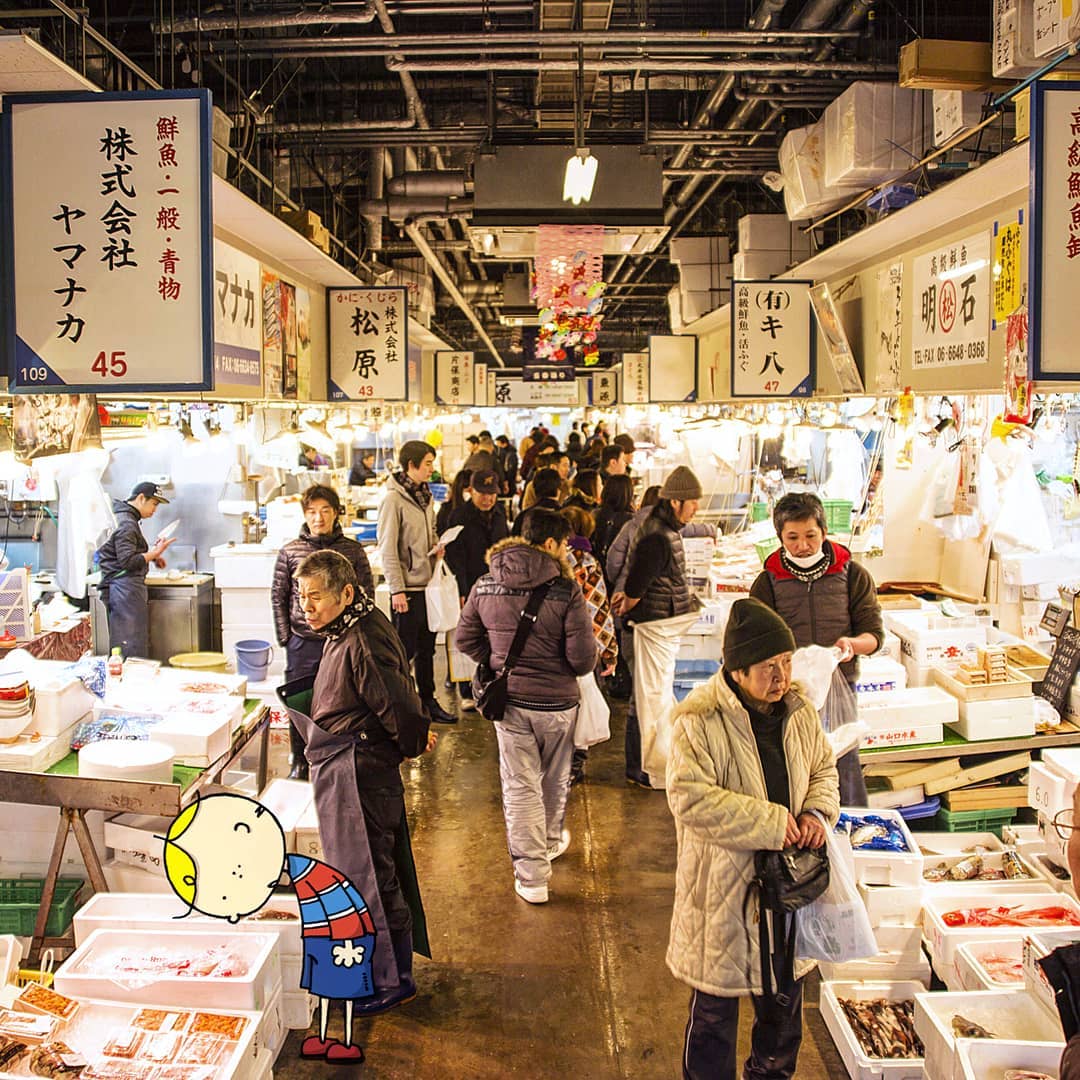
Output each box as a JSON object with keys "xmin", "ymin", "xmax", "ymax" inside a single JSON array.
[
  {"xmin": 791, "ymin": 645, "xmax": 842, "ymax": 711},
  {"xmin": 633, "ymin": 610, "xmax": 702, "ymax": 789}
]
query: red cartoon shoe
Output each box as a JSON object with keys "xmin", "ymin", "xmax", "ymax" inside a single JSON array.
[
  {"xmin": 300, "ymin": 1036, "xmax": 337, "ymax": 1059},
  {"xmin": 327, "ymin": 1042, "xmax": 365, "ymax": 1064}
]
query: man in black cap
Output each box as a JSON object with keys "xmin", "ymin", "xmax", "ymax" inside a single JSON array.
[
  {"xmin": 444, "ymin": 469, "xmax": 510, "ymax": 710},
  {"xmin": 96, "ymin": 482, "xmax": 177, "ymax": 659}
]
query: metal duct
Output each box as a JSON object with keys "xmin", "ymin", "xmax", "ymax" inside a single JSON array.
[
  {"xmin": 386, "ymin": 170, "xmax": 469, "ymax": 197},
  {"xmin": 155, "ymin": 5, "xmax": 374, "ymax": 33},
  {"xmin": 261, "ymin": 104, "xmax": 417, "ymax": 132},
  {"xmin": 356, "ymin": 195, "xmax": 473, "ymax": 218},
  {"xmin": 384, "ymin": 57, "xmax": 886, "ymax": 73}
]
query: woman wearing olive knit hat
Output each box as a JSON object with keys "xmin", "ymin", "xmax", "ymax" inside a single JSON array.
[{"xmin": 665, "ymin": 597, "xmax": 840, "ymax": 1080}]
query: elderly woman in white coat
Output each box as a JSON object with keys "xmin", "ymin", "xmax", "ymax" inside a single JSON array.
[{"xmin": 666, "ymin": 597, "xmax": 840, "ymax": 1080}]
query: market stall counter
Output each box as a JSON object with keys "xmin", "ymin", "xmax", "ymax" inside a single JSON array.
[{"xmin": 858, "ymin": 725, "xmax": 1080, "ymax": 765}]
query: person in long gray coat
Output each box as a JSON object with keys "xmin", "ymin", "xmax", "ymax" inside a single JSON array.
[{"xmin": 456, "ymin": 510, "xmax": 597, "ymax": 905}]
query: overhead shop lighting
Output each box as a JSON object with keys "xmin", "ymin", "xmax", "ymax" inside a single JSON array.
[{"xmin": 563, "ymin": 148, "xmax": 598, "ymax": 206}]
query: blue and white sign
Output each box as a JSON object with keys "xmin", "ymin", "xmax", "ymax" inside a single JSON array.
[
  {"xmin": 2, "ymin": 90, "xmax": 213, "ymax": 392},
  {"xmin": 731, "ymin": 280, "xmax": 814, "ymax": 398},
  {"xmin": 212, "ymin": 238, "xmax": 262, "ymax": 396}
]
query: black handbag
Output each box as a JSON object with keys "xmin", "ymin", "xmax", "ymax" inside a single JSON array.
[
  {"xmin": 472, "ymin": 581, "xmax": 552, "ymax": 722},
  {"xmin": 746, "ymin": 844, "xmax": 829, "ymax": 1010}
]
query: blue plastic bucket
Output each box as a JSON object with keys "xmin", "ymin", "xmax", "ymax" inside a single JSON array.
[{"xmin": 235, "ymin": 639, "xmax": 273, "ymax": 681}]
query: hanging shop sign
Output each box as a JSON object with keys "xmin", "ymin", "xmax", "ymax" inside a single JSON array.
[
  {"xmin": 474, "ymin": 361, "xmax": 488, "ymax": 406},
  {"xmin": 649, "ymin": 335, "xmax": 698, "ymax": 402},
  {"xmin": 910, "ymin": 230, "xmax": 992, "ymax": 369},
  {"xmin": 622, "ymin": 352, "xmax": 649, "ymax": 404},
  {"xmin": 434, "ymin": 351, "xmax": 475, "ymax": 406},
  {"xmin": 2, "ymin": 89, "xmax": 213, "ymax": 392},
  {"xmin": 730, "ymin": 280, "xmax": 814, "ymax": 398},
  {"xmin": 992, "ymin": 218, "xmax": 1023, "ymax": 322},
  {"xmin": 809, "ymin": 281, "xmax": 863, "ymax": 395},
  {"xmin": 1030, "ymin": 81, "xmax": 1080, "ymax": 380},
  {"xmin": 875, "ymin": 261, "xmax": 903, "ymax": 392},
  {"xmin": 327, "ymin": 286, "xmax": 408, "ymax": 401},
  {"xmin": 211, "ymin": 238, "xmax": 262, "ymax": 398},
  {"xmin": 591, "ymin": 370, "xmax": 617, "ymax": 407},
  {"xmin": 488, "ymin": 373, "xmax": 578, "ymax": 406}
]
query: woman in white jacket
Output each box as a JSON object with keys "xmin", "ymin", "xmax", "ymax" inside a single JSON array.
[{"xmin": 666, "ymin": 598, "xmax": 840, "ymax": 1080}]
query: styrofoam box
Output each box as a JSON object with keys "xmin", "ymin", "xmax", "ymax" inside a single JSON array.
[
  {"xmin": 0, "ymin": 724, "xmax": 76, "ymax": 772},
  {"xmin": 98, "ymin": 691, "xmax": 246, "ymax": 734},
  {"xmin": 901, "ymin": 654, "xmax": 934, "ymax": 688},
  {"xmin": 1001, "ymin": 548, "xmax": 1080, "ymax": 587},
  {"xmin": 220, "ymin": 588, "xmax": 275, "ymax": 626},
  {"xmin": 153, "ymin": 710, "xmax": 233, "ymax": 767},
  {"xmin": 875, "ymin": 923, "xmax": 924, "ymax": 958},
  {"xmin": 251, "ymin": 1046, "xmax": 276, "ymax": 1080},
  {"xmin": 932, "ymin": 90, "xmax": 984, "ymax": 146},
  {"xmin": 102, "ymin": 856, "xmax": 176, "ymax": 894},
  {"xmin": 840, "ymin": 808, "xmax": 923, "ymax": 887},
  {"xmin": 1024, "ymin": 928, "xmax": 1080, "ymax": 1019},
  {"xmin": 923, "ymin": 889, "xmax": 1068, "ymax": 971},
  {"xmin": 259, "ymin": 984, "xmax": 285, "ymax": 1059},
  {"xmin": 820, "ymin": 980, "xmax": 926, "ymax": 1080},
  {"xmin": 104, "ymin": 813, "xmax": 171, "ymax": 873},
  {"xmin": 947, "ymin": 695, "xmax": 1035, "ymax": 741},
  {"xmin": 915, "ymin": 989, "xmax": 1062, "ymax": 1080},
  {"xmin": 0, "ymin": 935, "xmax": 21, "ymax": 985},
  {"xmin": 282, "ymin": 988, "xmax": 316, "ymax": 1029},
  {"xmin": 854, "ymin": 655, "xmax": 907, "ymax": 695},
  {"xmin": 679, "ymin": 262, "xmax": 733, "ymax": 295},
  {"xmin": 955, "ymin": 937, "xmax": 1026, "ymax": 991},
  {"xmin": 857, "ymin": 686, "xmax": 958, "ymax": 730},
  {"xmin": 915, "ymin": 832, "xmax": 1005, "ymax": 858},
  {"xmin": 293, "ymin": 800, "xmax": 322, "ymax": 861},
  {"xmin": 1038, "ymin": 811, "xmax": 1070, "ymax": 870},
  {"xmin": 1041, "ymin": 747, "xmax": 1080, "ymax": 785},
  {"xmin": 737, "ymin": 213, "xmax": 812, "ymax": 255},
  {"xmin": 677, "ymin": 635, "xmax": 723, "ymax": 662},
  {"xmin": 922, "ymin": 851, "xmax": 1043, "ymax": 891},
  {"xmin": 732, "ymin": 250, "xmax": 791, "ymax": 281},
  {"xmin": 31, "ymin": 673, "xmax": 94, "ymax": 736},
  {"xmin": 1004, "ymin": 823, "xmax": 1043, "ymax": 846},
  {"xmin": 957, "ymin": 1037, "xmax": 1064, "ymax": 1080},
  {"xmin": 669, "ymin": 235, "xmax": 730, "ymax": 267},
  {"xmin": 817, "ymin": 950, "xmax": 931, "ymax": 987},
  {"xmin": 1031, "ymin": 853, "xmax": 1078, "ymax": 896},
  {"xmin": 888, "ymin": 616, "xmax": 989, "ymax": 668},
  {"xmin": 74, "ymin": 891, "xmax": 303, "ymax": 957},
  {"xmin": 210, "ymin": 544, "xmax": 279, "ymax": 589},
  {"xmin": 859, "ymin": 882, "xmax": 925, "ymax": 927},
  {"xmin": 861, "ymin": 721, "xmax": 943, "ymax": 750},
  {"xmin": 780, "ymin": 121, "xmax": 861, "ymax": 222},
  {"xmin": 259, "ymin": 778, "xmax": 314, "ymax": 853},
  {"xmin": 1029, "ymin": 759, "xmax": 1077, "ymax": 820},
  {"xmin": 55, "ymin": 928, "xmax": 281, "ymax": 1011},
  {"xmin": 153, "ymin": 665, "xmax": 249, "ymax": 697}
]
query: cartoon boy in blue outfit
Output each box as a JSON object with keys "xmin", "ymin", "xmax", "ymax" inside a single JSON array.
[{"xmin": 162, "ymin": 792, "xmax": 374, "ymax": 1064}]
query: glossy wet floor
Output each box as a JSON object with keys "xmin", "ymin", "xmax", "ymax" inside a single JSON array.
[{"xmin": 278, "ymin": 696, "xmax": 847, "ymax": 1078}]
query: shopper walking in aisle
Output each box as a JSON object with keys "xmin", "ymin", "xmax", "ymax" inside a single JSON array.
[
  {"xmin": 513, "ymin": 468, "xmax": 563, "ymax": 533},
  {"xmin": 436, "ymin": 468, "xmax": 472, "ymax": 534},
  {"xmin": 667, "ymin": 598, "xmax": 839, "ymax": 1080},
  {"xmin": 594, "ymin": 474, "xmax": 636, "ymax": 572},
  {"xmin": 750, "ymin": 492, "xmax": 883, "ymax": 805},
  {"xmin": 456, "ymin": 510, "xmax": 598, "ymax": 903},
  {"xmin": 612, "ymin": 466, "xmax": 703, "ymax": 787},
  {"xmin": 444, "ymin": 469, "xmax": 509, "ymax": 711},
  {"xmin": 378, "ymin": 440, "xmax": 457, "ymax": 725},
  {"xmin": 348, "ymin": 449, "xmax": 379, "ymax": 487},
  {"xmin": 463, "ymin": 430, "xmax": 505, "ymax": 490},
  {"xmin": 96, "ymin": 481, "xmax": 176, "ymax": 660},
  {"xmin": 601, "ymin": 444, "xmax": 627, "ymax": 480},
  {"xmin": 290, "ymin": 549, "xmax": 434, "ymax": 1019},
  {"xmin": 272, "ymin": 484, "xmax": 375, "ymax": 780},
  {"xmin": 563, "ymin": 468, "xmax": 602, "ymax": 513},
  {"xmin": 495, "ymin": 434, "xmax": 518, "ymax": 499}
]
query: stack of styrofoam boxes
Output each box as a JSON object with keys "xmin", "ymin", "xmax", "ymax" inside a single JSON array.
[
  {"xmin": 825, "ymin": 809, "xmax": 930, "ymax": 984},
  {"xmin": 679, "ymin": 595, "xmax": 735, "ymax": 664},
  {"xmin": 856, "ymin": 685, "xmax": 957, "ymax": 751},
  {"xmin": 102, "ymin": 813, "xmax": 175, "ymax": 892},
  {"xmin": 823, "ymin": 82, "xmax": 928, "ymax": 195},
  {"xmin": 996, "ymin": 546, "xmax": 1080, "ymax": 646},
  {"xmin": 883, "ymin": 610, "xmax": 990, "ymax": 688},
  {"xmin": 669, "ymin": 236, "xmax": 732, "ymax": 324},
  {"xmin": 929, "ymin": 666, "xmax": 1037, "ymax": 742},
  {"xmin": 932, "ymin": 90, "xmax": 985, "ymax": 147},
  {"xmin": 259, "ymin": 778, "xmax": 315, "ymax": 854},
  {"xmin": 0, "ymin": 803, "xmax": 106, "ymax": 886},
  {"xmin": 778, "ymin": 122, "xmax": 863, "ymax": 223},
  {"xmin": 994, "ymin": 0, "xmax": 1044, "ymax": 78},
  {"xmin": 853, "ymin": 654, "xmax": 907, "ymax": 695},
  {"xmin": 1031, "ymin": 748, "xmax": 1080, "ymax": 897},
  {"xmin": 733, "ymin": 214, "xmax": 811, "ymax": 281},
  {"xmin": 959, "ymin": 1039, "xmax": 1067, "ymax": 1080}
]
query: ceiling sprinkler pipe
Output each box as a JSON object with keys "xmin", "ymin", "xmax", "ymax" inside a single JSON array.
[
  {"xmin": 260, "ymin": 103, "xmax": 417, "ymax": 131},
  {"xmin": 154, "ymin": 4, "xmax": 375, "ymax": 33},
  {"xmin": 383, "ymin": 57, "xmax": 887, "ymax": 73},
  {"xmin": 386, "ymin": 170, "xmax": 469, "ymax": 197}
]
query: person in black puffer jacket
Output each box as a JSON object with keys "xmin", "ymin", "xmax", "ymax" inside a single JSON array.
[{"xmin": 272, "ymin": 484, "xmax": 374, "ymax": 779}]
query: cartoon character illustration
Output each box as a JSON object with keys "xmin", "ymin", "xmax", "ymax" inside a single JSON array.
[{"xmin": 162, "ymin": 791, "xmax": 375, "ymax": 1064}]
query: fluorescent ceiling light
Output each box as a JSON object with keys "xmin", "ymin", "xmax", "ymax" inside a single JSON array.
[{"xmin": 563, "ymin": 149, "xmax": 598, "ymax": 206}]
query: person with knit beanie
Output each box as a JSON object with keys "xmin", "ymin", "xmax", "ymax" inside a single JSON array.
[
  {"xmin": 611, "ymin": 465, "xmax": 704, "ymax": 786},
  {"xmin": 665, "ymin": 596, "xmax": 839, "ymax": 1080}
]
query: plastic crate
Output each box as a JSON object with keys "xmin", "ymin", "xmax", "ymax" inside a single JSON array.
[
  {"xmin": 822, "ymin": 499, "xmax": 853, "ymax": 532},
  {"xmin": 429, "ymin": 482, "xmax": 449, "ymax": 502},
  {"xmin": 897, "ymin": 795, "xmax": 940, "ymax": 822},
  {"xmin": 933, "ymin": 806, "xmax": 1017, "ymax": 838},
  {"xmin": 750, "ymin": 501, "xmax": 770, "ymax": 522},
  {"xmin": 0, "ymin": 877, "xmax": 84, "ymax": 936},
  {"xmin": 674, "ymin": 660, "xmax": 720, "ymax": 677},
  {"xmin": 754, "ymin": 537, "xmax": 780, "ymax": 564},
  {"xmin": 349, "ymin": 521, "xmax": 378, "ymax": 543}
]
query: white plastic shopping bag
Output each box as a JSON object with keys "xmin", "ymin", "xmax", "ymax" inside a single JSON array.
[
  {"xmin": 424, "ymin": 557, "xmax": 460, "ymax": 633},
  {"xmin": 446, "ymin": 627, "xmax": 477, "ymax": 683},
  {"xmin": 794, "ymin": 812, "xmax": 877, "ymax": 963},
  {"xmin": 790, "ymin": 644, "xmax": 841, "ymax": 711},
  {"xmin": 574, "ymin": 672, "xmax": 610, "ymax": 749},
  {"xmin": 633, "ymin": 610, "xmax": 702, "ymax": 789}
]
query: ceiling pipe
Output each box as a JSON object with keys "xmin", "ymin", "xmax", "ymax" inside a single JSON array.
[
  {"xmin": 365, "ymin": 148, "xmax": 385, "ymax": 252},
  {"xmin": 356, "ymin": 195, "xmax": 473, "ymax": 218},
  {"xmin": 380, "ymin": 239, "xmax": 471, "ymax": 253},
  {"xmin": 154, "ymin": 4, "xmax": 375, "ymax": 32},
  {"xmin": 385, "ymin": 170, "xmax": 469, "ymax": 197},
  {"xmin": 404, "ymin": 220, "xmax": 504, "ymax": 367},
  {"xmin": 233, "ymin": 40, "xmax": 823, "ymax": 58},
  {"xmin": 384, "ymin": 57, "xmax": 888, "ymax": 73},
  {"xmin": 260, "ymin": 102, "xmax": 417, "ymax": 131}
]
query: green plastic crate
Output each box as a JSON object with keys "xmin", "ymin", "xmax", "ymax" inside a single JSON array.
[
  {"xmin": 750, "ymin": 501, "xmax": 770, "ymax": 523},
  {"xmin": 822, "ymin": 499, "xmax": 853, "ymax": 533},
  {"xmin": 754, "ymin": 537, "xmax": 781, "ymax": 564},
  {"xmin": 0, "ymin": 877, "xmax": 84, "ymax": 936},
  {"xmin": 932, "ymin": 807, "xmax": 1017, "ymax": 839}
]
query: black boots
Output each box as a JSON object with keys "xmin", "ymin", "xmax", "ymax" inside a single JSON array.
[
  {"xmin": 287, "ymin": 722, "xmax": 309, "ymax": 781},
  {"xmin": 423, "ymin": 697, "xmax": 458, "ymax": 725},
  {"xmin": 353, "ymin": 930, "xmax": 417, "ymax": 1015}
]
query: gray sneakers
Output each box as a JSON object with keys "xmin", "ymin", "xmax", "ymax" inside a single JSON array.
[{"xmin": 514, "ymin": 879, "xmax": 549, "ymax": 904}]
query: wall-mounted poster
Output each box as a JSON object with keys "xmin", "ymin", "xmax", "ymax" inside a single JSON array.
[
  {"xmin": 296, "ymin": 285, "xmax": 312, "ymax": 401},
  {"xmin": 212, "ymin": 238, "xmax": 262, "ymax": 398},
  {"xmin": 262, "ymin": 270, "xmax": 283, "ymax": 399},
  {"xmin": 13, "ymin": 394, "xmax": 102, "ymax": 460},
  {"xmin": 281, "ymin": 281, "xmax": 297, "ymax": 399}
]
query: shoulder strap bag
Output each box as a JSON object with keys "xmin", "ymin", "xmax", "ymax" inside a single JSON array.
[{"xmin": 473, "ymin": 581, "xmax": 553, "ymax": 722}]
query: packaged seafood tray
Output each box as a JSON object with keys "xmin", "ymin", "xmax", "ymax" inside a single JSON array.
[
  {"xmin": 954, "ymin": 938, "xmax": 1027, "ymax": 991},
  {"xmin": 836, "ymin": 808, "xmax": 924, "ymax": 888},
  {"xmin": 915, "ymin": 833, "xmax": 1006, "ymax": 858},
  {"xmin": 0, "ymin": 996, "xmax": 262, "ymax": 1080},
  {"xmin": 923, "ymin": 891, "xmax": 1075, "ymax": 972},
  {"xmin": 1023, "ymin": 929, "xmax": 1080, "ymax": 1020},
  {"xmin": 1003, "ymin": 824, "xmax": 1044, "ymax": 847},
  {"xmin": 914, "ymin": 989, "xmax": 1062, "ymax": 1080},
  {"xmin": 820, "ymin": 980, "xmax": 926, "ymax": 1080},
  {"xmin": 817, "ymin": 949, "xmax": 931, "ymax": 988},
  {"xmin": 922, "ymin": 850, "xmax": 1042, "ymax": 888},
  {"xmin": 74, "ymin": 892, "xmax": 302, "ymax": 957},
  {"xmin": 54, "ymin": 928, "xmax": 281, "ymax": 1012},
  {"xmin": 957, "ymin": 1038, "xmax": 1064, "ymax": 1080}
]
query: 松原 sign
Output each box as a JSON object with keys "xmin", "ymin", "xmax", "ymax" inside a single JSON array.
[
  {"xmin": 328, "ymin": 287, "xmax": 409, "ymax": 400},
  {"xmin": 3, "ymin": 90, "xmax": 213, "ymax": 392}
]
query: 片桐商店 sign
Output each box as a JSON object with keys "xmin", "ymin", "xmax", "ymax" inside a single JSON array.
[
  {"xmin": 328, "ymin": 287, "xmax": 409, "ymax": 401},
  {"xmin": 2, "ymin": 90, "xmax": 213, "ymax": 392}
]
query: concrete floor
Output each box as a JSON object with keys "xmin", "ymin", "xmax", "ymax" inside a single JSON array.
[{"xmin": 279, "ymin": 694, "xmax": 848, "ymax": 1079}]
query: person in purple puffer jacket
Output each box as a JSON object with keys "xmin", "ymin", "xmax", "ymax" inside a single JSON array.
[{"xmin": 456, "ymin": 509, "xmax": 598, "ymax": 905}]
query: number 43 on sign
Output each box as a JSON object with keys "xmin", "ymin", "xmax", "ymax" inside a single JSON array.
[{"xmin": 91, "ymin": 350, "xmax": 128, "ymax": 377}]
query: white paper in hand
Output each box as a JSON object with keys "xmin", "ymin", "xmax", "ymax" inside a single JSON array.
[
  {"xmin": 157, "ymin": 519, "xmax": 180, "ymax": 541},
  {"xmin": 430, "ymin": 525, "xmax": 464, "ymax": 554}
]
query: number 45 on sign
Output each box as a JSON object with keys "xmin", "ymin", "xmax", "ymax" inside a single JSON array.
[{"xmin": 91, "ymin": 350, "xmax": 128, "ymax": 377}]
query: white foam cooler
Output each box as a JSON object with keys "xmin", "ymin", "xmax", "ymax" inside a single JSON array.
[
  {"xmin": 32, "ymin": 673, "xmax": 94, "ymax": 736},
  {"xmin": 839, "ymin": 808, "xmax": 923, "ymax": 887},
  {"xmin": 819, "ymin": 979, "xmax": 925, "ymax": 1080},
  {"xmin": 957, "ymin": 1038, "xmax": 1065, "ymax": 1080}
]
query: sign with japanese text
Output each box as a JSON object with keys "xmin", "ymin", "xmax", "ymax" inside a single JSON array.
[
  {"xmin": 261, "ymin": 269, "xmax": 283, "ymax": 399},
  {"xmin": 435, "ymin": 351, "xmax": 475, "ymax": 406},
  {"xmin": 622, "ymin": 352, "xmax": 649, "ymax": 404},
  {"xmin": 489, "ymin": 374, "xmax": 578, "ymax": 406},
  {"xmin": 1030, "ymin": 81, "xmax": 1080, "ymax": 379},
  {"xmin": 730, "ymin": 281, "xmax": 814, "ymax": 398},
  {"xmin": 296, "ymin": 285, "xmax": 312, "ymax": 400},
  {"xmin": 910, "ymin": 231, "xmax": 991, "ymax": 369},
  {"xmin": 649, "ymin": 336, "xmax": 698, "ymax": 402},
  {"xmin": 875, "ymin": 262, "xmax": 903, "ymax": 392},
  {"xmin": 809, "ymin": 281, "xmax": 863, "ymax": 394},
  {"xmin": 211, "ymin": 238, "xmax": 261, "ymax": 397},
  {"xmin": 993, "ymin": 220, "xmax": 1023, "ymax": 322},
  {"xmin": 327, "ymin": 287, "xmax": 408, "ymax": 400},
  {"xmin": 591, "ymin": 370, "xmax": 617, "ymax": 407},
  {"xmin": 474, "ymin": 362, "xmax": 488, "ymax": 406},
  {"xmin": 2, "ymin": 90, "xmax": 213, "ymax": 392}
]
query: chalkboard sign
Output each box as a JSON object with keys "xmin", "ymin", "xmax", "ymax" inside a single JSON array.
[{"xmin": 1038, "ymin": 626, "xmax": 1080, "ymax": 713}]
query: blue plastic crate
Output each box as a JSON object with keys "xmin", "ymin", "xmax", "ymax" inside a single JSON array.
[
  {"xmin": 897, "ymin": 796, "xmax": 940, "ymax": 822},
  {"xmin": 674, "ymin": 660, "xmax": 720, "ymax": 677},
  {"xmin": 430, "ymin": 482, "xmax": 449, "ymax": 502},
  {"xmin": 673, "ymin": 681, "xmax": 700, "ymax": 703}
]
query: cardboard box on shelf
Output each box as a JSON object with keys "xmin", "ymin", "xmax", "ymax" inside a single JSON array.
[{"xmin": 899, "ymin": 38, "xmax": 1007, "ymax": 91}]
